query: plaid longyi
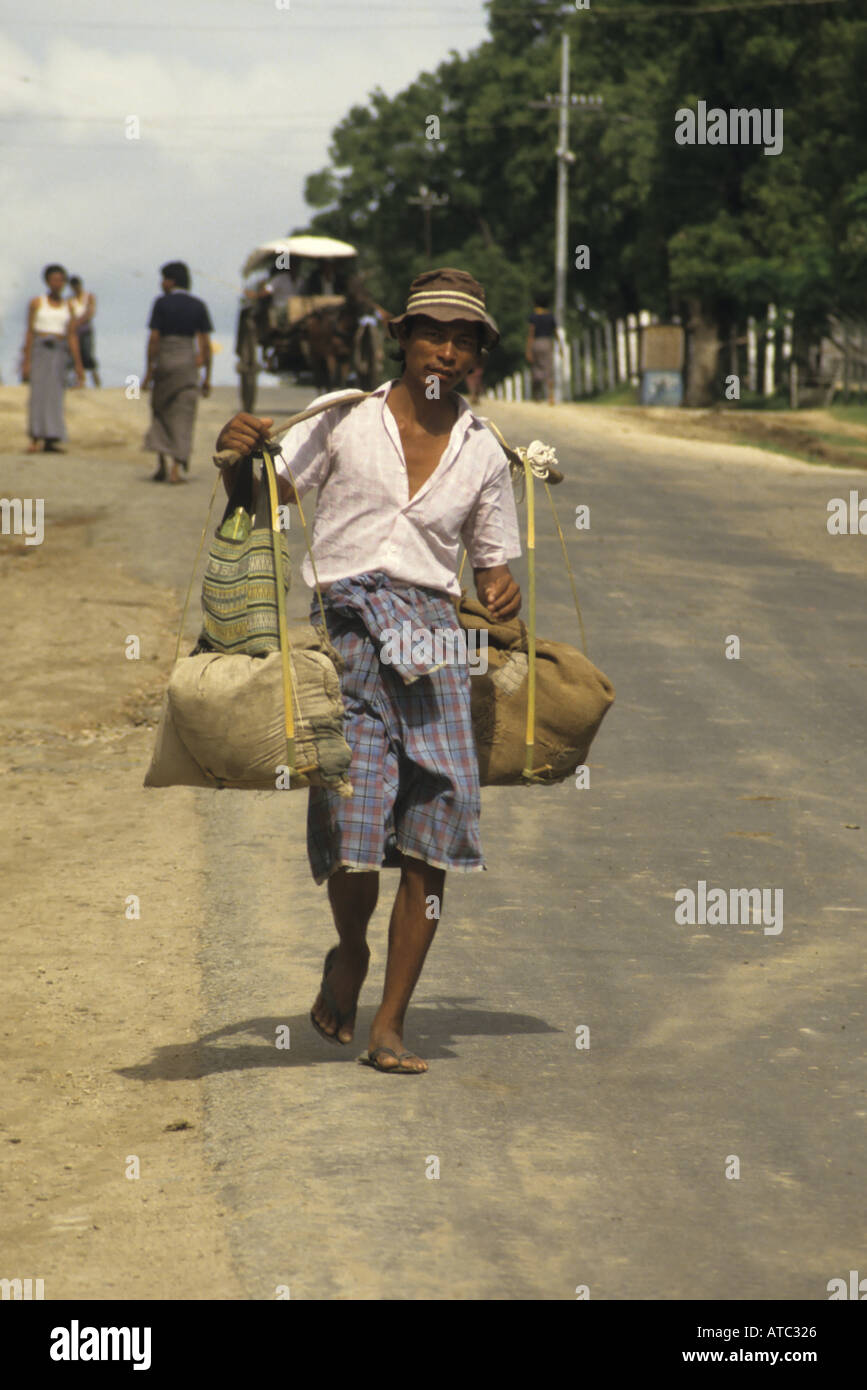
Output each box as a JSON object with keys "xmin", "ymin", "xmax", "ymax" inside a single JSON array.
[{"xmin": 305, "ymin": 573, "xmax": 485, "ymax": 884}]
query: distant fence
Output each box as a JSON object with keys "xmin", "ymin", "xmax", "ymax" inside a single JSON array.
[
  {"xmin": 818, "ymin": 316, "xmax": 867, "ymax": 405},
  {"xmin": 491, "ymin": 311, "xmax": 654, "ymax": 403},
  {"xmin": 489, "ymin": 305, "xmax": 867, "ymax": 406}
]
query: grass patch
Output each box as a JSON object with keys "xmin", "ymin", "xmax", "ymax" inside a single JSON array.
[
  {"xmin": 828, "ymin": 403, "xmax": 867, "ymax": 428},
  {"xmin": 728, "ymin": 435, "xmax": 858, "ymax": 468},
  {"xmin": 812, "ymin": 430, "xmax": 867, "ymax": 453},
  {"xmin": 728, "ymin": 391, "xmax": 793, "ymax": 412},
  {"xmin": 559, "ymin": 378, "xmax": 867, "ymax": 468},
  {"xmin": 572, "ymin": 385, "xmax": 638, "ymax": 407}
]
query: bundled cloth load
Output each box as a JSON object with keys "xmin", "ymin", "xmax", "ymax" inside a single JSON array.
[
  {"xmin": 454, "ymin": 594, "xmax": 614, "ymax": 785},
  {"xmin": 144, "ymin": 625, "xmax": 352, "ymax": 793}
]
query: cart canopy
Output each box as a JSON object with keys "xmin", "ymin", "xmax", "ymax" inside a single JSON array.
[{"xmin": 242, "ymin": 235, "xmax": 358, "ymax": 278}]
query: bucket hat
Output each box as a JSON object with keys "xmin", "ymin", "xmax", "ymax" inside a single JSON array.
[{"xmin": 388, "ymin": 267, "xmax": 499, "ymax": 349}]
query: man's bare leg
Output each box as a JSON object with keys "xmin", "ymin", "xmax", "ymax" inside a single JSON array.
[
  {"xmin": 367, "ymin": 855, "xmax": 445, "ymax": 1073},
  {"xmin": 310, "ymin": 867, "xmax": 378, "ymax": 1043}
]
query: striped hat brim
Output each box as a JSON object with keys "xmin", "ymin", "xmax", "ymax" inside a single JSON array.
[{"xmin": 388, "ymin": 291, "xmax": 499, "ymax": 348}]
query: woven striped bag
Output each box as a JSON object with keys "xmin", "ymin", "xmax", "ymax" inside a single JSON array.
[{"xmin": 199, "ymin": 455, "xmax": 291, "ymax": 655}]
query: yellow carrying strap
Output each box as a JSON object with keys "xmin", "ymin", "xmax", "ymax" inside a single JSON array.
[
  {"xmin": 522, "ymin": 449, "xmax": 538, "ymax": 782},
  {"xmin": 456, "ymin": 417, "xmax": 589, "ymax": 783},
  {"xmin": 271, "ymin": 441, "xmax": 330, "ymax": 645},
  {"xmin": 261, "ymin": 446, "xmax": 297, "ymax": 773}
]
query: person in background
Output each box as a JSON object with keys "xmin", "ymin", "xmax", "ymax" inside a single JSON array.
[
  {"xmin": 21, "ymin": 264, "xmax": 84, "ymax": 453},
  {"xmin": 143, "ymin": 261, "xmax": 213, "ymax": 484},
  {"xmin": 464, "ymin": 361, "xmax": 484, "ymax": 404},
  {"xmin": 67, "ymin": 276, "xmax": 101, "ymax": 387},
  {"xmin": 526, "ymin": 292, "xmax": 557, "ymax": 404},
  {"xmin": 259, "ymin": 262, "xmax": 299, "ymax": 331},
  {"xmin": 303, "ymin": 257, "xmax": 342, "ymax": 297}
]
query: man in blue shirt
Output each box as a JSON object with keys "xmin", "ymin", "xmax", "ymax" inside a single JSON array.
[{"xmin": 143, "ymin": 261, "xmax": 213, "ymax": 483}]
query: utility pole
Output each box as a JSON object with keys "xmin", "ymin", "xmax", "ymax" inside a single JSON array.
[
  {"xmin": 532, "ymin": 34, "xmax": 603, "ymax": 403},
  {"xmin": 407, "ymin": 184, "xmax": 449, "ymax": 263},
  {"xmin": 554, "ymin": 31, "xmax": 572, "ymax": 394}
]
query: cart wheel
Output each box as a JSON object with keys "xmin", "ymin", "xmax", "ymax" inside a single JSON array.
[{"xmin": 238, "ymin": 314, "xmax": 258, "ymax": 412}]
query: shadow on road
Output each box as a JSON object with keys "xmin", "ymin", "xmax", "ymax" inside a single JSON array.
[{"xmin": 116, "ymin": 1000, "xmax": 560, "ymax": 1080}]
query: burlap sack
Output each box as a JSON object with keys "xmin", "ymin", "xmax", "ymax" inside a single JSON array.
[
  {"xmin": 144, "ymin": 623, "xmax": 352, "ymax": 795},
  {"xmin": 456, "ymin": 594, "xmax": 615, "ymax": 785}
]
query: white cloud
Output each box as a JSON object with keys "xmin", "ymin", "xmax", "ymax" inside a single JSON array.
[{"xmin": 0, "ymin": 2, "xmax": 489, "ymax": 385}]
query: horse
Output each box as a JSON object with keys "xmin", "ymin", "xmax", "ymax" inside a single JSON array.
[{"xmin": 303, "ymin": 303, "xmax": 357, "ymax": 391}]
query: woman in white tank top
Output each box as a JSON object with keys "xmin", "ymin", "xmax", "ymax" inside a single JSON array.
[
  {"xmin": 22, "ymin": 264, "xmax": 84, "ymax": 453},
  {"xmin": 33, "ymin": 296, "xmax": 72, "ymax": 334}
]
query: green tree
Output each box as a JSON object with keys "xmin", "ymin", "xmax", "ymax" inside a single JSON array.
[{"xmin": 303, "ymin": 0, "xmax": 867, "ymax": 402}]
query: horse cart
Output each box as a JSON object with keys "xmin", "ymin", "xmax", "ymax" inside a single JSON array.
[{"xmin": 235, "ymin": 234, "xmax": 386, "ymax": 410}]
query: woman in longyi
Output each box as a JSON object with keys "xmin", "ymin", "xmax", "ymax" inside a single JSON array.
[
  {"xmin": 21, "ymin": 264, "xmax": 84, "ymax": 453},
  {"xmin": 143, "ymin": 260, "xmax": 213, "ymax": 484}
]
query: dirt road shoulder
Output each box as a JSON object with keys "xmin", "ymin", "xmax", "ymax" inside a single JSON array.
[{"xmin": 1, "ymin": 471, "xmax": 241, "ymax": 1299}]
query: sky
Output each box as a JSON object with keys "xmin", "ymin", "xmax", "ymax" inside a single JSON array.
[{"xmin": 0, "ymin": 0, "xmax": 491, "ymax": 387}]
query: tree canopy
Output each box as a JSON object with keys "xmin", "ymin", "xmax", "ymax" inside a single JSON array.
[{"xmin": 301, "ymin": 0, "xmax": 867, "ymax": 395}]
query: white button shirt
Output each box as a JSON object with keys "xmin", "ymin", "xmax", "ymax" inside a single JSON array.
[{"xmin": 273, "ymin": 379, "xmax": 522, "ymax": 599}]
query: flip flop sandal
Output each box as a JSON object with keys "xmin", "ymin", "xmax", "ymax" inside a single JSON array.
[
  {"xmin": 360, "ymin": 1047, "xmax": 425, "ymax": 1074},
  {"xmin": 309, "ymin": 944, "xmax": 358, "ymax": 1046}
]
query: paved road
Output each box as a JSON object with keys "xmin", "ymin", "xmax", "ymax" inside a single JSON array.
[
  {"xmin": 27, "ymin": 385, "xmax": 866, "ymax": 1299},
  {"xmin": 175, "ymin": 389, "xmax": 863, "ymax": 1301}
]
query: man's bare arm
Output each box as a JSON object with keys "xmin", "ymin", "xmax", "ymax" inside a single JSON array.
[
  {"xmin": 196, "ymin": 331, "xmax": 212, "ymax": 395},
  {"xmin": 142, "ymin": 329, "xmax": 160, "ymax": 388}
]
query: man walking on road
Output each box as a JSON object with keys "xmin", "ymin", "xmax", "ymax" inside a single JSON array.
[
  {"xmin": 215, "ymin": 268, "xmax": 522, "ymax": 1074},
  {"xmin": 143, "ymin": 261, "xmax": 213, "ymax": 484},
  {"xmin": 526, "ymin": 292, "xmax": 557, "ymax": 405}
]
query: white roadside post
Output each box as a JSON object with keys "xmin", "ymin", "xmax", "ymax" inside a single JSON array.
[
  {"xmin": 747, "ymin": 315, "xmax": 758, "ymax": 392},
  {"xmin": 616, "ymin": 318, "xmax": 628, "ymax": 383},
  {"xmin": 627, "ymin": 313, "xmax": 639, "ymax": 386},
  {"xmin": 764, "ymin": 303, "xmax": 777, "ymax": 397}
]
